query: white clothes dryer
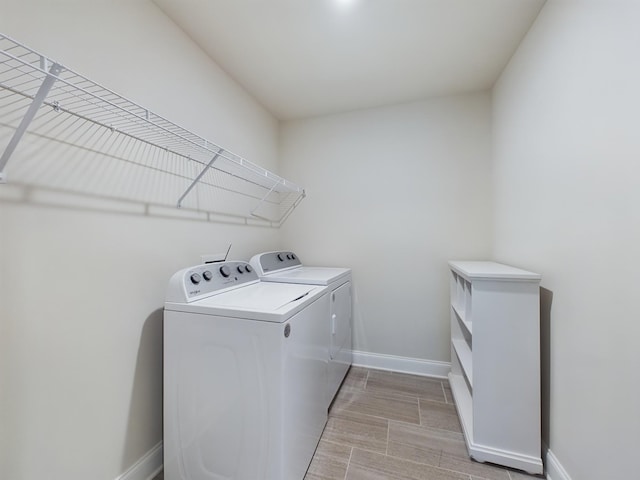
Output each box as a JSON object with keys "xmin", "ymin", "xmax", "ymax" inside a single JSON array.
[
  {"xmin": 250, "ymin": 251, "xmax": 352, "ymax": 405},
  {"xmin": 164, "ymin": 260, "xmax": 329, "ymax": 480}
]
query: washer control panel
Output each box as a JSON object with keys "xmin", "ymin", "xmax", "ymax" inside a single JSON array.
[
  {"xmin": 177, "ymin": 261, "xmax": 258, "ymax": 300},
  {"xmin": 258, "ymin": 251, "xmax": 302, "ymax": 273}
]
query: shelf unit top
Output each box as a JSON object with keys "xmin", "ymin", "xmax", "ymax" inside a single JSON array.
[
  {"xmin": 449, "ymin": 261, "xmax": 541, "ymax": 281},
  {"xmin": 0, "ymin": 33, "xmax": 304, "ymax": 225}
]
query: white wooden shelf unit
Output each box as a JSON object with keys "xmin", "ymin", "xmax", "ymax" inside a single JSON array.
[
  {"xmin": 448, "ymin": 261, "xmax": 543, "ymax": 474},
  {"xmin": 0, "ymin": 33, "xmax": 304, "ymax": 225}
]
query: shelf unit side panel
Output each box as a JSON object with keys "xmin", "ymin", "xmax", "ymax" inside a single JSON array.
[{"xmin": 470, "ymin": 279, "xmax": 541, "ymax": 456}]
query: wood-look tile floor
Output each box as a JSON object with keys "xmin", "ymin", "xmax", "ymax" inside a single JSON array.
[{"xmin": 153, "ymin": 367, "xmax": 543, "ymax": 480}]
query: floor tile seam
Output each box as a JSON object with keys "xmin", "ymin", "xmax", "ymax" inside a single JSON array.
[
  {"xmin": 422, "ymin": 423, "xmax": 465, "ymax": 437},
  {"xmin": 365, "ymin": 379, "xmax": 443, "ymax": 393},
  {"xmin": 385, "ymin": 437, "xmax": 443, "ymax": 466},
  {"xmin": 387, "ymin": 417, "xmax": 464, "ymax": 434},
  {"xmin": 342, "ymin": 447, "xmax": 354, "ymax": 480},
  {"xmin": 342, "ymin": 388, "xmax": 422, "ymax": 404},
  {"xmin": 342, "ymin": 444, "xmax": 394, "ymax": 457},
  {"xmin": 385, "ymin": 420, "xmax": 390, "ymax": 455},
  {"xmin": 417, "ymin": 395, "xmax": 450, "ymax": 406},
  {"xmin": 318, "ymin": 437, "xmax": 356, "ymax": 452},
  {"xmin": 330, "ymin": 408, "xmax": 417, "ymax": 426},
  {"xmin": 386, "ymin": 430, "xmax": 446, "ymax": 449},
  {"xmin": 350, "ymin": 446, "xmax": 489, "ymax": 479},
  {"xmin": 366, "ymin": 379, "xmax": 446, "ymax": 391},
  {"xmin": 359, "ymin": 387, "xmax": 422, "ymax": 404},
  {"xmin": 315, "ymin": 435, "xmax": 387, "ymax": 455}
]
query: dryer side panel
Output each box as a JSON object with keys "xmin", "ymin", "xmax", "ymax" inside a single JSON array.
[
  {"xmin": 282, "ymin": 293, "xmax": 330, "ymax": 480},
  {"xmin": 328, "ymin": 281, "xmax": 353, "ymax": 402}
]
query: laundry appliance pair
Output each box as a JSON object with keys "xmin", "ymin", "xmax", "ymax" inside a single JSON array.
[{"xmin": 163, "ymin": 252, "xmax": 352, "ymax": 480}]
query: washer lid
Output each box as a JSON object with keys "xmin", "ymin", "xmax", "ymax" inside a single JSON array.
[
  {"xmin": 261, "ymin": 266, "xmax": 351, "ymax": 286},
  {"xmin": 165, "ymin": 282, "xmax": 325, "ymax": 322}
]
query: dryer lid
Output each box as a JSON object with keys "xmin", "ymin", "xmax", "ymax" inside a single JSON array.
[
  {"xmin": 261, "ymin": 266, "xmax": 351, "ymax": 286},
  {"xmin": 204, "ymin": 282, "xmax": 318, "ymax": 310}
]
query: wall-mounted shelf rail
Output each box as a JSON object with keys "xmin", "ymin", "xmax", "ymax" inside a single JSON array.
[{"xmin": 0, "ymin": 33, "xmax": 304, "ymax": 225}]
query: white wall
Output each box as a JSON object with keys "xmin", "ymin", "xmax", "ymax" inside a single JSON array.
[
  {"xmin": 0, "ymin": 1, "xmax": 281, "ymax": 479},
  {"xmin": 492, "ymin": 0, "xmax": 640, "ymax": 478},
  {"xmin": 280, "ymin": 94, "xmax": 492, "ymax": 365}
]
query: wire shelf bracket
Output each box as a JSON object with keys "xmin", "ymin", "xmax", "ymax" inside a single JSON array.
[
  {"xmin": 177, "ymin": 149, "xmax": 223, "ymax": 208},
  {"xmin": 0, "ymin": 58, "xmax": 62, "ymax": 183}
]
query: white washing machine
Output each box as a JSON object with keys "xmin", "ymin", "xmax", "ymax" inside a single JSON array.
[
  {"xmin": 163, "ymin": 260, "xmax": 329, "ymax": 480},
  {"xmin": 250, "ymin": 251, "xmax": 352, "ymax": 404}
]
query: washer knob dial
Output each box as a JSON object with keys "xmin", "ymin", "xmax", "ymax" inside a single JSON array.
[
  {"xmin": 277, "ymin": 253, "xmax": 285, "ymax": 261},
  {"xmin": 237, "ymin": 265, "xmax": 245, "ymax": 274},
  {"xmin": 190, "ymin": 273, "xmax": 202, "ymax": 284},
  {"xmin": 202, "ymin": 270, "xmax": 213, "ymax": 281},
  {"xmin": 219, "ymin": 265, "xmax": 231, "ymax": 278},
  {"xmin": 245, "ymin": 265, "xmax": 253, "ymax": 273}
]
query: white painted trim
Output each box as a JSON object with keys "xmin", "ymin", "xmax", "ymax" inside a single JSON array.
[
  {"xmin": 115, "ymin": 441, "xmax": 163, "ymax": 480},
  {"xmin": 469, "ymin": 442, "xmax": 543, "ymax": 475},
  {"xmin": 545, "ymin": 446, "xmax": 572, "ymax": 480},
  {"xmin": 352, "ymin": 350, "xmax": 450, "ymax": 378}
]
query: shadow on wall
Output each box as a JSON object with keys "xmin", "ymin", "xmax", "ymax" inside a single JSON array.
[
  {"xmin": 0, "ymin": 181, "xmax": 281, "ymax": 228},
  {"xmin": 121, "ymin": 308, "xmax": 164, "ymax": 472},
  {"xmin": 540, "ymin": 287, "xmax": 553, "ymax": 449}
]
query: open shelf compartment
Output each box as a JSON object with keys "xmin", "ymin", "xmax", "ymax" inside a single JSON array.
[{"xmin": 0, "ymin": 33, "xmax": 304, "ymax": 225}]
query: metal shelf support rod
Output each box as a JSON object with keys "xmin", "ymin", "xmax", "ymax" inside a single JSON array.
[
  {"xmin": 177, "ymin": 149, "xmax": 223, "ymax": 208},
  {"xmin": 250, "ymin": 180, "xmax": 280, "ymax": 219},
  {"xmin": 0, "ymin": 59, "xmax": 63, "ymax": 183}
]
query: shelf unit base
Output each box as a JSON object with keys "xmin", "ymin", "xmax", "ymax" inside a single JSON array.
[{"xmin": 448, "ymin": 373, "xmax": 544, "ymax": 475}]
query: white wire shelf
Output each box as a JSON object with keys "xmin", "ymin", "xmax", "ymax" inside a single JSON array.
[{"xmin": 0, "ymin": 33, "xmax": 305, "ymax": 225}]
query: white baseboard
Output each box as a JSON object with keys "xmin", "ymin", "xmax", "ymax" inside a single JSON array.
[
  {"xmin": 545, "ymin": 446, "xmax": 572, "ymax": 480},
  {"xmin": 116, "ymin": 442, "xmax": 163, "ymax": 480},
  {"xmin": 352, "ymin": 350, "xmax": 451, "ymax": 378}
]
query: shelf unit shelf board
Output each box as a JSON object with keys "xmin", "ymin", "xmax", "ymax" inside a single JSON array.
[
  {"xmin": 452, "ymin": 304, "xmax": 472, "ymax": 335},
  {"xmin": 448, "ymin": 373, "xmax": 474, "ymax": 446},
  {"xmin": 451, "ymin": 338, "xmax": 473, "ymax": 388}
]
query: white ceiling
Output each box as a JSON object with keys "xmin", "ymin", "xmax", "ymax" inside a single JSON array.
[{"xmin": 153, "ymin": 0, "xmax": 546, "ymax": 120}]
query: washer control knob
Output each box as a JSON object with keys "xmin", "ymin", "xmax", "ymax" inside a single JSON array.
[
  {"xmin": 287, "ymin": 254, "xmax": 292, "ymax": 260},
  {"xmin": 190, "ymin": 273, "xmax": 202, "ymax": 285},
  {"xmin": 237, "ymin": 265, "xmax": 245, "ymax": 274},
  {"xmin": 219, "ymin": 265, "xmax": 231, "ymax": 278},
  {"xmin": 202, "ymin": 270, "xmax": 213, "ymax": 281},
  {"xmin": 245, "ymin": 265, "xmax": 253, "ymax": 273},
  {"xmin": 277, "ymin": 253, "xmax": 285, "ymax": 261},
  {"xmin": 291, "ymin": 254, "xmax": 296, "ymax": 260}
]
